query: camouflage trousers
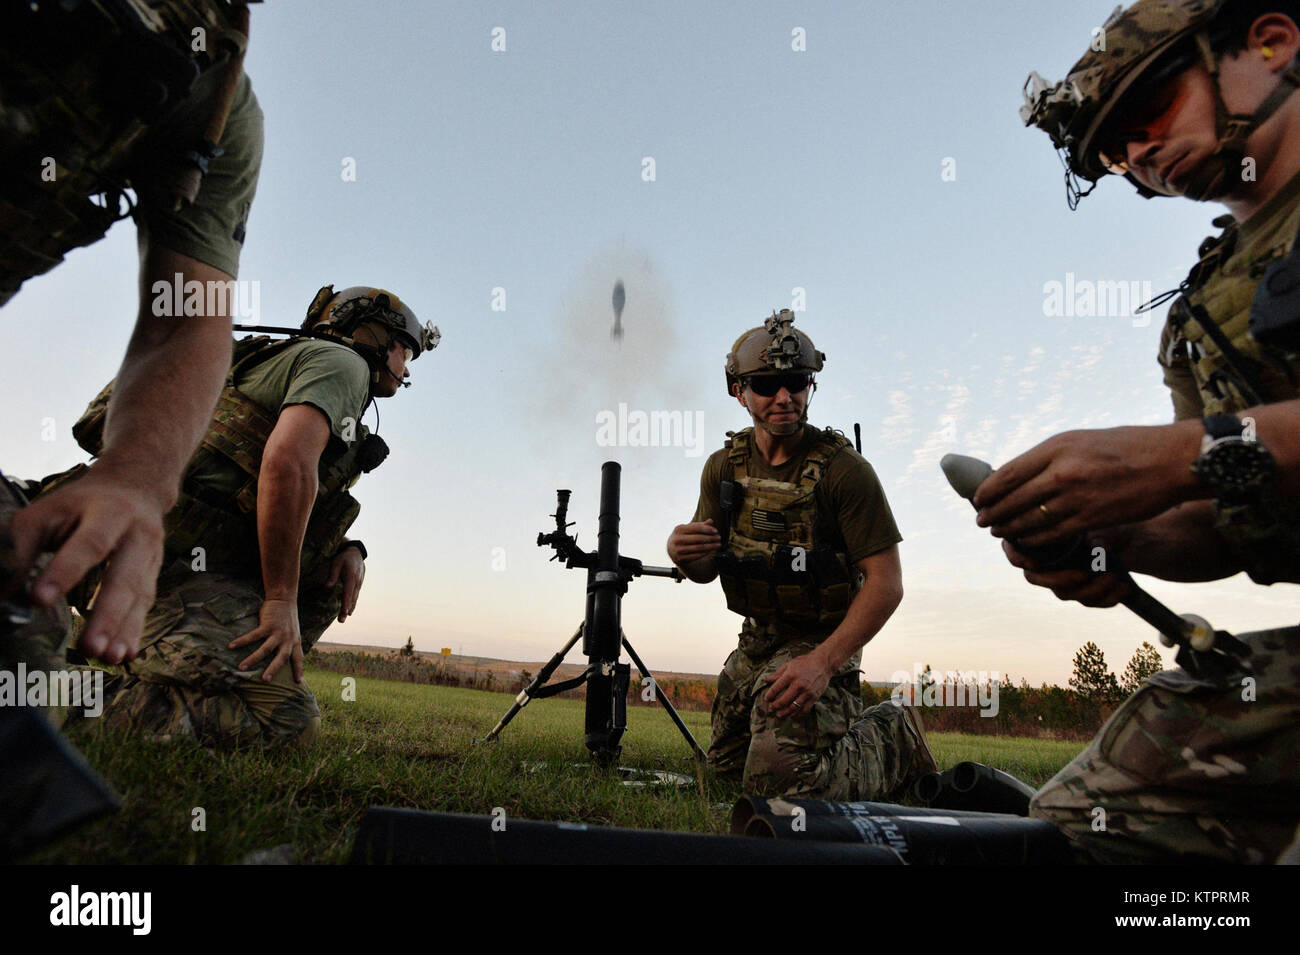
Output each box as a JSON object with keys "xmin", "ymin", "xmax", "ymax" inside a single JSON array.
[
  {"xmin": 709, "ymin": 638, "xmax": 936, "ymax": 800},
  {"xmin": 90, "ymin": 564, "xmax": 335, "ymax": 748},
  {"xmin": 1031, "ymin": 626, "xmax": 1300, "ymax": 864}
]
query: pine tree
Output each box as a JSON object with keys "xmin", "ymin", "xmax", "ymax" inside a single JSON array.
[
  {"xmin": 401, "ymin": 635, "xmax": 414, "ymax": 656},
  {"xmin": 1069, "ymin": 641, "xmax": 1121, "ymax": 705},
  {"xmin": 1120, "ymin": 641, "xmax": 1164, "ymax": 695}
]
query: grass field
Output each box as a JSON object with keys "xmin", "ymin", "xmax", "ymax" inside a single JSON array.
[{"xmin": 30, "ymin": 668, "xmax": 1088, "ymax": 864}]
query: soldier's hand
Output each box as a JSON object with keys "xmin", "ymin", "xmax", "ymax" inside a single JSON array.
[
  {"xmin": 6, "ymin": 469, "xmax": 166, "ymax": 665},
  {"xmin": 764, "ymin": 652, "xmax": 834, "ymax": 719},
  {"xmin": 972, "ymin": 425, "xmax": 1201, "ymax": 547},
  {"xmin": 667, "ymin": 519, "xmax": 721, "ymax": 564},
  {"xmin": 326, "ymin": 547, "xmax": 365, "ymax": 622},
  {"xmin": 1002, "ymin": 539, "xmax": 1132, "ymax": 608},
  {"xmin": 229, "ymin": 598, "xmax": 304, "ymax": 683}
]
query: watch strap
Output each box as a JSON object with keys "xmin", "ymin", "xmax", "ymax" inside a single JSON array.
[
  {"xmin": 337, "ymin": 540, "xmax": 367, "ymax": 560},
  {"xmin": 1203, "ymin": 413, "xmax": 1243, "ymax": 440}
]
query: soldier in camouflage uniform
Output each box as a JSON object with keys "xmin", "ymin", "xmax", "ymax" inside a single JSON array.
[
  {"xmin": 2, "ymin": 0, "xmax": 265, "ymax": 681},
  {"xmin": 667, "ymin": 312, "xmax": 937, "ymax": 799},
  {"xmin": 47, "ymin": 286, "xmax": 440, "ymax": 747},
  {"xmin": 984, "ymin": 0, "xmax": 1300, "ymax": 862}
]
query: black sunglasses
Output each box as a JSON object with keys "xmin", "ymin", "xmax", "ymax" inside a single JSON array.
[{"xmin": 745, "ymin": 374, "xmax": 812, "ymax": 397}]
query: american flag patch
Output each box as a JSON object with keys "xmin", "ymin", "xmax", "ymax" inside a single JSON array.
[{"xmin": 751, "ymin": 509, "xmax": 788, "ymax": 533}]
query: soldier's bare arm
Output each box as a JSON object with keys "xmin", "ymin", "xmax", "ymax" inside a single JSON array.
[
  {"xmin": 764, "ymin": 546, "xmax": 903, "ymax": 718},
  {"xmin": 667, "ymin": 519, "xmax": 721, "ymax": 582},
  {"xmin": 228, "ymin": 404, "xmax": 331, "ymax": 682},
  {"xmin": 8, "ymin": 245, "xmax": 236, "ymax": 665}
]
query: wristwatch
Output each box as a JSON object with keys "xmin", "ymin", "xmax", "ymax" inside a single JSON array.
[
  {"xmin": 1190, "ymin": 414, "xmax": 1276, "ymax": 506},
  {"xmin": 336, "ymin": 540, "xmax": 368, "ymax": 560}
]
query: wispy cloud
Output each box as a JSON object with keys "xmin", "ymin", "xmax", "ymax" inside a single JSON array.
[
  {"xmin": 879, "ymin": 389, "xmax": 914, "ymax": 447},
  {"xmin": 900, "ymin": 383, "xmax": 971, "ymax": 486}
]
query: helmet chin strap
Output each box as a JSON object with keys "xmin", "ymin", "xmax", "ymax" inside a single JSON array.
[
  {"xmin": 317, "ymin": 327, "xmax": 410, "ymax": 394},
  {"xmin": 1183, "ymin": 33, "xmax": 1300, "ymax": 202}
]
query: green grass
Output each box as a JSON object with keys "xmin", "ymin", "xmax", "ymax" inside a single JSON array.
[
  {"xmin": 927, "ymin": 733, "xmax": 1085, "ymax": 784},
  {"xmin": 28, "ymin": 668, "xmax": 1086, "ymax": 864}
]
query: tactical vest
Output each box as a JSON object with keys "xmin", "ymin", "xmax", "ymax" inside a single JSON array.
[
  {"xmin": 1162, "ymin": 195, "xmax": 1300, "ymax": 585},
  {"xmin": 1167, "ymin": 228, "xmax": 1300, "ymax": 417},
  {"xmin": 69, "ymin": 336, "xmax": 378, "ymax": 581},
  {"xmin": 716, "ymin": 427, "xmax": 861, "ymax": 629},
  {"xmin": 0, "ymin": 1, "xmax": 251, "ymax": 305}
]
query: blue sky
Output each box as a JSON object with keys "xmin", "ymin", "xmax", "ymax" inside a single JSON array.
[{"xmin": 4, "ymin": 0, "xmax": 1295, "ymax": 685}]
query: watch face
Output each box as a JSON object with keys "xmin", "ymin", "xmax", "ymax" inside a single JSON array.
[{"xmin": 1200, "ymin": 437, "xmax": 1276, "ymax": 503}]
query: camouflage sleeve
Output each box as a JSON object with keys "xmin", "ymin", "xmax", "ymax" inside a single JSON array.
[
  {"xmin": 689, "ymin": 448, "xmax": 728, "ymax": 524},
  {"xmin": 822, "ymin": 452, "xmax": 903, "ymax": 564},
  {"xmin": 1159, "ymin": 318, "xmax": 1204, "ymax": 421},
  {"xmin": 130, "ymin": 71, "xmax": 264, "ymax": 278}
]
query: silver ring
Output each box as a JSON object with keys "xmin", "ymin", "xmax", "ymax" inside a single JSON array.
[{"xmin": 792, "ymin": 700, "xmax": 803, "ymax": 710}]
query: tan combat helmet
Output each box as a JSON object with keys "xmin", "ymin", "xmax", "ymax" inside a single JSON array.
[
  {"xmin": 1021, "ymin": 0, "xmax": 1300, "ymax": 207},
  {"xmin": 301, "ymin": 285, "xmax": 439, "ymax": 394},
  {"xmin": 724, "ymin": 309, "xmax": 825, "ymax": 396},
  {"xmin": 304, "ymin": 285, "xmax": 440, "ymax": 358}
]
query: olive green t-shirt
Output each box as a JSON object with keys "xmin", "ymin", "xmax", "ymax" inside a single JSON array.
[
  {"xmin": 186, "ymin": 339, "xmax": 370, "ymax": 499},
  {"xmin": 131, "ymin": 71, "xmax": 264, "ymax": 278},
  {"xmin": 691, "ymin": 426, "xmax": 903, "ymax": 565}
]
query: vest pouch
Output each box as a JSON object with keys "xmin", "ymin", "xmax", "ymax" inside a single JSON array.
[
  {"xmin": 163, "ymin": 490, "xmax": 258, "ymax": 578},
  {"xmin": 809, "ymin": 549, "xmax": 851, "ymax": 586},
  {"xmin": 817, "ymin": 583, "xmax": 852, "ymax": 624},
  {"xmin": 772, "ymin": 544, "xmax": 815, "ymax": 617},
  {"xmin": 1214, "ymin": 495, "xmax": 1300, "ymax": 586},
  {"xmin": 302, "ymin": 491, "xmax": 361, "ymax": 579},
  {"xmin": 744, "ymin": 580, "xmax": 774, "ymax": 616},
  {"xmin": 720, "ymin": 575, "xmax": 751, "ymax": 617},
  {"xmin": 729, "ymin": 555, "xmax": 772, "ymax": 618},
  {"xmin": 810, "ymin": 550, "xmax": 854, "ymax": 624},
  {"xmin": 1250, "ymin": 245, "xmax": 1300, "ymax": 360},
  {"xmin": 774, "ymin": 584, "xmax": 816, "ymax": 619}
]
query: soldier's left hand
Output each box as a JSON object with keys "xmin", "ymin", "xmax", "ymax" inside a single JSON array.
[
  {"xmin": 1002, "ymin": 539, "xmax": 1133, "ymax": 607},
  {"xmin": 229, "ymin": 598, "xmax": 304, "ymax": 683},
  {"xmin": 327, "ymin": 546, "xmax": 365, "ymax": 622},
  {"xmin": 764, "ymin": 652, "xmax": 833, "ymax": 719},
  {"xmin": 972, "ymin": 424, "xmax": 1199, "ymax": 546}
]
